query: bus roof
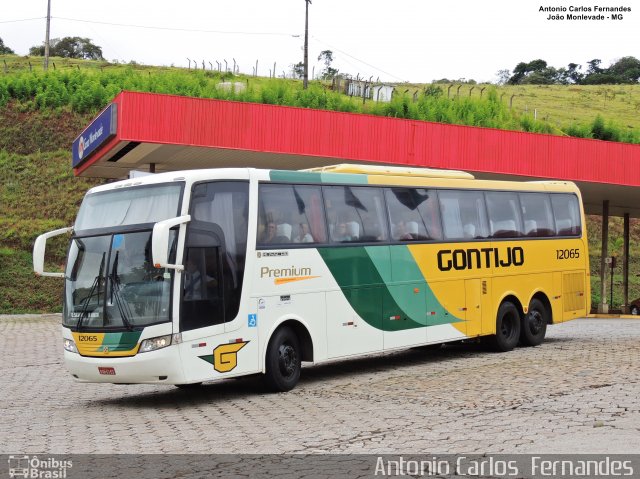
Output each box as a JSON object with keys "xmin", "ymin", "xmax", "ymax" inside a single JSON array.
[
  {"xmin": 303, "ymin": 163, "xmax": 475, "ymax": 180},
  {"xmin": 85, "ymin": 166, "xmax": 580, "ymax": 197}
]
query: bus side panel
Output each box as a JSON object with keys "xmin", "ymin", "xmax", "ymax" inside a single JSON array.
[
  {"xmin": 559, "ymin": 270, "xmax": 589, "ymax": 322},
  {"xmin": 326, "ymin": 287, "xmax": 383, "ymax": 358},
  {"xmin": 382, "ymin": 283, "xmax": 427, "ymax": 349},
  {"xmin": 256, "ymin": 292, "xmax": 328, "ymax": 364},
  {"xmin": 177, "ymin": 323, "xmax": 261, "ymax": 384}
]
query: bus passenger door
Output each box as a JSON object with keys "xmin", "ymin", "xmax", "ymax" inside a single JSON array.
[{"xmin": 326, "ymin": 287, "xmax": 383, "ymax": 359}]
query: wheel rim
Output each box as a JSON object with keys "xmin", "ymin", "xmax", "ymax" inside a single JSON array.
[
  {"xmin": 501, "ymin": 313, "xmax": 516, "ymax": 340},
  {"xmin": 527, "ymin": 309, "xmax": 544, "ymax": 335},
  {"xmin": 278, "ymin": 343, "xmax": 298, "ymax": 378}
]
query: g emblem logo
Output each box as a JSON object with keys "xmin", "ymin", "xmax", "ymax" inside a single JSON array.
[{"xmin": 213, "ymin": 342, "xmax": 248, "ymax": 373}]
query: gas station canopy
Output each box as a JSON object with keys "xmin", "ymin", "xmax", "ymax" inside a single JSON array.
[{"xmin": 73, "ymin": 91, "xmax": 640, "ymax": 217}]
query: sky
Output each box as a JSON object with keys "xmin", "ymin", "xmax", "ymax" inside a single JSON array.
[{"xmin": 1, "ymin": 0, "xmax": 639, "ymax": 83}]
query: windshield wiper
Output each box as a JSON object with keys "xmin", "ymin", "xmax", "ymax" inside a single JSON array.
[
  {"xmin": 76, "ymin": 252, "xmax": 105, "ymax": 331},
  {"xmin": 109, "ymin": 251, "xmax": 134, "ymax": 331}
]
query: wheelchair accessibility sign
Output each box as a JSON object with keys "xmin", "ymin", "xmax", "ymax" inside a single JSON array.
[{"xmin": 248, "ymin": 314, "xmax": 257, "ymax": 327}]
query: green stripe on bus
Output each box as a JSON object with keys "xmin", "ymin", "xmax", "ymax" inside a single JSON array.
[
  {"xmin": 102, "ymin": 331, "xmax": 142, "ymax": 351},
  {"xmin": 318, "ymin": 246, "xmax": 459, "ymax": 331},
  {"xmin": 269, "ymin": 170, "xmax": 368, "ymax": 185}
]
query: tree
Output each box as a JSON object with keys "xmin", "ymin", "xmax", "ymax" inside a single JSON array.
[
  {"xmin": 317, "ymin": 50, "xmax": 338, "ymax": 79},
  {"xmin": 495, "ymin": 69, "xmax": 510, "ymax": 85},
  {"xmin": 586, "ymin": 59, "xmax": 603, "ymax": 75},
  {"xmin": 507, "ymin": 62, "xmax": 529, "ymax": 84},
  {"xmin": 607, "ymin": 56, "xmax": 640, "ymax": 83},
  {"xmin": 565, "ymin": 63, "xmax": 584, "ymax": 84},
  {"xmin": 508, "ymin": 59, "xmax": 561, "ymax": 85},
  {"xmin": 0, "ymin": 37, "xmax": 14, "ymax": 54},
  {"xmin": 29, "ymin": 37, "xmax": 104, "ymax": 60},
  {"xmin": 291, "ymin": 61, "xmax": 305, "ymax": 79}
]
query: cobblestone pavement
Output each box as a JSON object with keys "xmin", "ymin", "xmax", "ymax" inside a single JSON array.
[{"xmin": 1, "ymin": 315, "xmax": 639, "ymax": 454}]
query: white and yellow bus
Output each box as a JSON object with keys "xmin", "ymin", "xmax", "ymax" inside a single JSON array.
[{"xmin": 34, "ymin": 164, "xmax": 589, "ymax": 391}]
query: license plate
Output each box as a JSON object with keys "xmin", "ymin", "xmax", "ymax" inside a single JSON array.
[{"xmin": 98, "ymin": 367, "xmax": 116, "ymax": 375}]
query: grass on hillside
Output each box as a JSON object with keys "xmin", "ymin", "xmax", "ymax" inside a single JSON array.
[{"xmin": 0, "ymin": 149, "xmax": 99, "ymax": 313}]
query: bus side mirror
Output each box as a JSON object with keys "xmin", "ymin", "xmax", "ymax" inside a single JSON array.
[
  {"xmin": 33, "ymin": 227, "xmax": 73, "ymax": 278},
  {"xmin": 152, "ymin": 215, "xmax": 191, "ymax": 271}
]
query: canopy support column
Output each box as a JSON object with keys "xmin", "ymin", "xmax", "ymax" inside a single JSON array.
[
  {"xmin": 598, "ymin": 200, "xmax": 609, "ymax": 314},
  {"xmin": 622, "ymin": 213, "xmax": 630, "ymax": 313}
]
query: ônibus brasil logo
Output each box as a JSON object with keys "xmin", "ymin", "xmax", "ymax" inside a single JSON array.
[{"xmin": 8, "ymin": 455, "xmax": 72, "ymax": 478}]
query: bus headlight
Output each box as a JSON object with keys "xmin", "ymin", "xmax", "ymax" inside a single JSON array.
[
  {"xmin": 63, "ymin": 338, "xmax": 78, "ymax": 353},
  {"xmin": 139, "ymin": 335, "xmax": 172, "ymax": 353}
]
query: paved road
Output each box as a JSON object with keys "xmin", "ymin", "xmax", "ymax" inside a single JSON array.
[{"xmin": 1, "ymin": 315, "xmax": 639, "ymax": 454}]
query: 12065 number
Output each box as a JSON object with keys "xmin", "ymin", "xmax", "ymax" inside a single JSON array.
[{"xmin": 556, "ymin": 248, "xmax": 580, "ymax": 259}]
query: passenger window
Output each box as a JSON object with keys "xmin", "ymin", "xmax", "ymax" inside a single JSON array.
[
  {"xmin": 438, "ymin": 190, "xmax": 489, "ymax": 240},
  {"xmin": 257, "ymin": 184, "xmax": 327, "ymax": 247},
  {"xmin": 519, "ymin": 193, "xmax": 555, "ymax": 237},
  {"xmin": 486, "ymin": 192, "xmax": 524, "ymax": 238},
  {"xmin": 385, "ymin": 188, "xmax": 442, "ymax": 241},
  {"xmin": 551, "ymin": 194, "xmax": 582, "ymax": 236},
  {"xmin": 323, "ymin": 186, "xmax": 388, "ymax": 243}
]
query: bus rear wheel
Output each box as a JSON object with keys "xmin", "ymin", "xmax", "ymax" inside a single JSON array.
[
  {"xmin": 488, "ymin": 302, "xmax": 521, "ymax": 352},
  {"xmin": 264, "ymin": 326, "xmax": 301, "ymax": 392},
  {"xmin": 520, "ymin": 298, "xmax": 548, "ymax": 347}
]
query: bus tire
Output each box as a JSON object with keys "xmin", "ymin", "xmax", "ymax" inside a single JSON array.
[
  {"xmin": 489, "ymin": 302, "xmax": 521, "ymax": 352},
  {"xmin": 264, "ymin": 326, "xmax": 301, "ymax": 392},
  {"xmin": 520, "ymin": 298, "xmax": 548, "ymax": 347}
]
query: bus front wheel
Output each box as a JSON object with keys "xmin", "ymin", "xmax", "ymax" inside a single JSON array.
[
  {"xmin": 264, "ymin": 326, "xmax": 301, "ymax": 392},
  {"xmin": 489, "ymin": 302, "xmax": 521, "ymax": 352},
  {"xmin": 520, "ymin": 298, "xmax": 548, "ymax": 347}
]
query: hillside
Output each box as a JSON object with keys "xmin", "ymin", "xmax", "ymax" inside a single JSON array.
[{"xmin": 1, "ymin": 55, "xmax": 639, "ymax": 313}]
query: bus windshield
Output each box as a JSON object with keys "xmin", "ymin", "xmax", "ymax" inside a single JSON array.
[
  {"xmin": 64, "ymin": 230, "xmax": 176, "ymax": 330},
  {"xmin": 64, "ymin": 183, "xmax": 183, "ymax": 330},
  {"xmin": 74, "ymin": 183, "xmax": 183, "ymax": 232}
]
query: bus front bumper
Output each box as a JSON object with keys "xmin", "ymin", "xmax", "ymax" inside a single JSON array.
[{"xmin": 64, "ymin": 346, "xmax": 185, "ymax": 384}]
